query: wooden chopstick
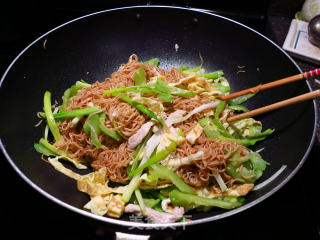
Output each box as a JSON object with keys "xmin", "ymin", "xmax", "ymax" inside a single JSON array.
[
  {"xmin": 226, "ymin": 89, "xmax": 320, "ymax": 123},
  {"xmin": 220, "ymin": 68, "xmax": 320, "ymax": 101}
]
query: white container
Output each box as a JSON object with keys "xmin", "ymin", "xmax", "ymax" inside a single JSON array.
[{"xmin": 283, "ymin": 19, "xmax": 320, "ymax": 64}]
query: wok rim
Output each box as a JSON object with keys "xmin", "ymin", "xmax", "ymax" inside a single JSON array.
[{"xmin": 0, "ymin": 5, "xmax": 317, "ymax": 229}]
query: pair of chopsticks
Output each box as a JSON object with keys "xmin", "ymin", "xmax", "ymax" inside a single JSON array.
[{"xmin": 222, "ymin": 68, "xmax": 320, "ymax": 123}]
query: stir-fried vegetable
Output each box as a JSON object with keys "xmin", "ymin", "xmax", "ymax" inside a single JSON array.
[
  {"xmin": 199, "ymin": 117, "xmax": 273, "ymax": 146},
  {"xmin": 36, "ymin": 138, "xmax": 67, "ymax": 157},
  {"xmin": 98, "ymin": 113, "xmax": 121, "ymax": 141},
  {"xmin": 228, "ymin": 118, "xmax": 274, "ymax": 139},
  {"xmin": 84, "ymin": 113, "xmax": 121, "ymax": 147},
  {"xmin": 221, "ymin": 135, "xmax": 272, "ymax": 146},
  {"xmin": 122, "ymin": 173, "xmax": 142, "ymax": 203},
  {"xmin": 199, "ymin": 107, "xmax": 274, "ymax": 147},
  {"xmin": 197, "ymin": 70, "xmax": 224, "ymax": 80},
  {"xmin": 60, "ymin": 80, "xmax": 91, "ymax": 111},
  {"xmin": 35, "ymin": 139, "xmax": 87, "ymax": 169},
  {"xmin": 180, "ymin": 54, "xmax": 204, "ymax": 74},
  {"xmin": 228, "ymin": 104, "xmax": 249, "ymax": 112},
  {"xmin": 154, "ymin": 78, "xmax": 174, "ymax": 102},
  {"xmin": 143, "ymin": 198, "xmax": 161, "ymax": 209},
  {"xmin": 43, "ymin": 91, "xmax": 61, "ymax": 141},
  {"xmin": 228, "ymin": 93, "xmax": 255, "ymax": 105},
  {"xmin": 116, "ymin": 94, "xmax": 164, "ymax": 127},
  {"xmin": 226, "ymin": 151, "xmax": 269, "ymax": 183},
  {"xmin": 169, "ymin": 190, "xmax": 243, "ymax": 210},
  {"xmin": 129, "ymin": 190, "xmax": 164, "ymax": 211},
  {"xmin": 181, "ymin": 65, "xmax": 201, "ymax": 73},
  {"xmin": 129, "ymin": 141, "xmax": 177, "ymax": 178},
  {"xmin": 149, "ymin": 163, "xmax": 195, "ymax": 194},
  {"xmin": 104, "ymin": 78, "xmax": 195, "ymax": 102},
  {"xmin": 34, "ymin": 139, "xmax": 58, "ymax": 157},
  {"xmin": 144, "ymin": 58, "xmax": 160, "ymax": 66},
  {"xmin": 35, "ymin": 56, "xmax": 274, "ymax": 223},
  {"xmin": 213, "ymin": 100, "xmax": 233, "ymax": 138},
  {"xmin": 128, "ymin": 131, "xmax": 153, "ymax": 174},
  {"xmin": 134, "ymin": 67, "xmax": 147, "ymax": 86},
  {"xmin": 111, "ymin": 121, "xmax": 127, "ymax": 140},
  {"xmin": 213, "ymin": 84, "xmax": 230, "ymax": 94},
  {"xmin": 135, "ymin": 188, "xmax": 147, "ymax": 215},
  {"xmin": 39, "ymin": 106, "xmax": 101, "ymax": 120},
  {"xmin": 35, "ymin": 138, "xmax": 87, "ymax": 169},
  {"xmin": 122, "ymin": 131, "xmax": 157, "ymax": 203},
  {"xmin": 104, "ymin": 86, "xmax": 155, "ymax": 95},
  {"xmin": 84, "ymin": 114, "xmax": 102, "ymax": 148}
]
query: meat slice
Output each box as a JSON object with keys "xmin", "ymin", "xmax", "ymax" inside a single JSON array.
[
  {"xmin": 124, "ymin": 204, "xmax": 184, "ymax": 223},
  {"xmin": 128, "ymin": 121, "xmax": 154, "ymax": 149}
]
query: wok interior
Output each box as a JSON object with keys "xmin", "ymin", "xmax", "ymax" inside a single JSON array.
[{"xmin": 0, "ymin": 7, "xmax": 315, "ymax": 223}]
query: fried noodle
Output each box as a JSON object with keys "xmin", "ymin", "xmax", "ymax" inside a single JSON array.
[{"xmin": 54, "ymin": 54, "xmax": 247, "ymax": 189}]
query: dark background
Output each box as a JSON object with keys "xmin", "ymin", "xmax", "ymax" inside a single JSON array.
[{"xmin": 0, "ymin": 0, "xmax": 319, "ymax": 239}]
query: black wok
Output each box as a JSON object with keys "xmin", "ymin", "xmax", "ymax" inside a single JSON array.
[{"xmin": 0, "ymin": 5, "xmax": 317, "ymax": 233}]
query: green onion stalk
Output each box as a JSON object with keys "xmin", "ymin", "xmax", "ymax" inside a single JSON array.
[{"xmin": 43, "ymin": 91, "xmax": 61, "ymax": 141}]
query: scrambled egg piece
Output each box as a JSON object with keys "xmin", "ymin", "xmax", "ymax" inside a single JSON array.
[
  {"xmin": 77, "ymin": 179, "xmax": 111, "ymax": 197},
  {"xmin": 186, "ymin": 123, "xmax": 203, "ymax": 144},
  {"xmin": 84, "ymin": 194, "xmax": 125, "ymax": 218},
  {"xmin": 77, "ymin": 168, "xmax": 110, "ymax": 196},
  {"xmin": 107, "ymin": 194, "xmax": 125, "ymax": 218},
  {"xmin": 149, "ymin": 75, "xmax": 166, "ymax": 84},
  {"xmin": 170, "ymin": 73, "xmax": 221, "ymax": 96},
  {"xmin": 226, "ymin": 184, "xmax": 254, "ymax": 197},
  {"xmin": 220, "ymin": 108, "xmax": 233, "ymax": 129},
  {"xmin": 48, "ymin": 156, "xmax": 87, "ymax": 181},
  {"xmin": 47, "ymin": 156, "xmax": 126, "ymax": 217},
  {"xmin": 196, "ymin": 183, "xmax": 254, "ymax": 198},
  {"xmin": 157, "ymin": 127, "xmax": 185, "ymax": 153},
  {"xmin": 84, "ymin": 195, "xmax": 111, "ymax": 216}
]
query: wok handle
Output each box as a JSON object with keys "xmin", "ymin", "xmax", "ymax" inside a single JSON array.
[{"xmin": 115, "ymin": 232, "xmax": 150, "ymax": 240}]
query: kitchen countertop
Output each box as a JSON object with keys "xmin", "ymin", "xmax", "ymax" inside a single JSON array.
[
  {"xmin": 266, "ymin": 0, "xmax": 319, "ymax": 145},
  {"xmin": 267, "ymin": 14, "xmax": 320, "ymax": 145}
]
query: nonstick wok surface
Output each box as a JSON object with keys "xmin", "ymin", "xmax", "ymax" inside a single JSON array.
[{"xmin": 0, "ymin": 6, "xmax": 317, "ymax": 229}]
